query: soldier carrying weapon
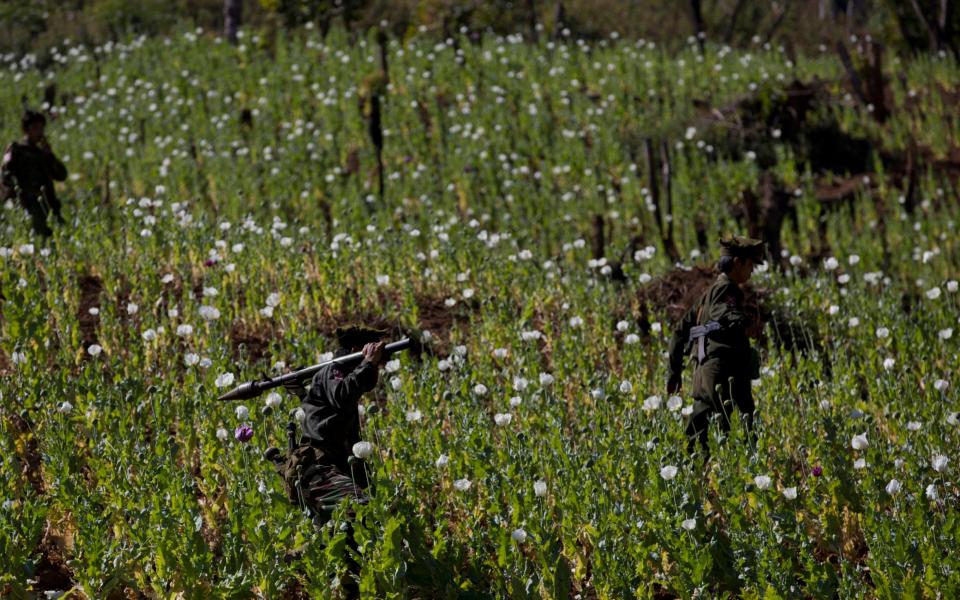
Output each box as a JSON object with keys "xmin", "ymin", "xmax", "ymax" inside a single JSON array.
[
  {"xmin": 277, "ymin": 325, "xmax": 389, "ymax": 525},
  {"xmin": 666, "ymin": 235, "xmax": 765, "ymax": 455},
  {"xmin": 219, "ymin": 325, "xmax": 407, "ymax": 526}
]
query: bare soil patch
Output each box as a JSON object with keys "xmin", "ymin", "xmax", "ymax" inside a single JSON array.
[
  {"xmin": 77, "ymin": 273, "xmax": 103, "ymax": 350},
  {"xmin": 8, "ymin": 412, "xmax": 45, "ymax": 495}
]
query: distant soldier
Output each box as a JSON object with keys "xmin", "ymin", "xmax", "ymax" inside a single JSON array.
[
  {"xmin": 1, "ymin": 110, "xmax": 68, "ymax": 237},
  {"xmin": 277, "ymin": 325, "xmax": 387, "ymax": 526},
  {"xmin": 666, "ymin": 236, "xmax": 765, "ymax": 454}
]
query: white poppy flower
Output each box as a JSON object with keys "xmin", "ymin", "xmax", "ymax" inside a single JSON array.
[
  {"xmin": 539, "ymin": 373, "xmax": 555, "ymax": 386},
  {"xmin": 885, "ymin": 479, "xmax": 901, "ymax": 496},
  {"xmin": 473, "ymin": 383, "xmax": 488, "ymax": 396},
  {"xmin": 511, "ymin": 528, "xmax": 528, "ymax": 543},
  {"xmin": 782, "ymin": 487, "xmax": 797, "ymax": 500},
  {"xmin": 642, "ymin": 395, "xmax": 661, "ymax": 411},
  {"xmin": 453, "ymin": 478, "xmax": 472, "ymax": 492},
  {"xmin": 87, "ymin": 344, "xmax": 103, "ymax": 356},
  {"xmin": 234, "ymin": 404, "xmax": 248, "ymax": 420},
  {"xmin": 494, "ymin": 413, "xmax": 513, "ymax": 426},
  {"xmin": 435, "ymin": 454, "xmax": 449, "ymax": 468},
  {"xmin": 216, "ymin": 373, "xmax": 235, "ymax": 389},
  {"xmin": 176, "ymin": 324, "xmax": 194, "ymax": 337},
  {"xmin": 184, "ymin": 353, "xmax": 200, "ymax": 366},
  {"xmin": 851, "ymin": 433, "xmax": 869, "ymax": 450},
  {"xmin": 142, "ymin": 328, "xmax": 157, "ymax": 341},
  {"xmin": 352, "ymin": 441, "xmax": 373, "ymax": 459},
  {"xmin": 667, "ymin": 396, "xmax": 683, "ymax": 411},
  {"xmin": 406, "ymin": 409, "xmax": 422, "ymax": 423},
  {"xmin": 926, "ymin": 484, "xmax": 939, "ymax": 501},
  {"xmin": 853, "ymin": 458, "xmax": 867, "ymax": 470},
  {"xmin": 931, "ymin": 454, "xmax": 949, "ymax": 472},
  {"xmin": 198, "ymin": 305, "xmax": 220, "ymax": 321},
  {"xmin": 660, "ymin": 465, "xmax": 678, "ymax": 481},
  {"xmin": 58, "ymin": 401, "xmax": 74, "ymax": 414},
  {"xmin": 754, "ymin": 475, "xmax": 772, "ymax": 490},
  {"xmin": 619, "ymin": 380, "xmax": 633, "ymax": 394},
  {"xmin": 531, "ymin": 480, "xmax": 548, "ymax": 498},
  {"xmin": 265, "ymin": 392, "xmax": 282, "ymax": 409},
  {"xmin": 624, "ymin": 333, "xmax": 640, "ymax": 344},
  {"xmin": 216, "ymin": 427, "xmax": 229, "ymax": 441},
  {"xmin": 681, "ymin": 518, "xmax": 697, "ymax": 531},
  {"xmin": 127, "ymin": 303, "xmax": 139, "ymax": 315}
]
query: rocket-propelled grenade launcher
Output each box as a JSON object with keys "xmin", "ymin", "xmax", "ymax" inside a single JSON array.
[{"xmin": 217, "ymin": 338, "xmax": 412, "ymax": 401}]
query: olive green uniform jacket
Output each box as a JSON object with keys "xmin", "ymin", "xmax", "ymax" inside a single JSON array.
[{"xmin": 667, "ymin": 273, "xmax": 757, "ymax": 420}]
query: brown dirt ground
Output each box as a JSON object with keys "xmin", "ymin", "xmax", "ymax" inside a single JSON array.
[
  {"xmin": 8, "ymin": 412, "xmax": 45, "ymax": 495},
  {"xmin": 77, "ymin": 274, "xmax": 103, "ymax": 350}
]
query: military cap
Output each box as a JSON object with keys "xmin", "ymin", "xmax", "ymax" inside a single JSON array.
[
  {"xmin": 334, "ymin": 324, "xmax": 387, "ymax": 349},
  {"xmin": 719, "ymin": 235, "xmax": 765, "ymax": 261}
]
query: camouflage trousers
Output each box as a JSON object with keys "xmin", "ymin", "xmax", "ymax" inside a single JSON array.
[{"xmin": 277, "ymin": 444, "xmax": 367, "ymax": 527}]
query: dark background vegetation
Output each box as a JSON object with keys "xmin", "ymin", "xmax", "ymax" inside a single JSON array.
[{"xmin": 0, "ymin": 0, "xmax": 957, "ymax": 56}]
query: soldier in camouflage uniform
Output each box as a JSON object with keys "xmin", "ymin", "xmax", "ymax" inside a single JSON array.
[
  {"xmin": 1, "ymin": 111, "xmax": 68, "ymax": 237},
  {"xmin": 278, "ymin": 325, "xmax": 387, "ymax": 526},
  {"xmin": 666, "ymin": 236, "xmax": 765, "ymax": 454}
]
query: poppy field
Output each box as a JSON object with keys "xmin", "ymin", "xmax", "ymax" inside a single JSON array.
[{"xmin": 1, "ymin": 25, "xmax": 959, "ymax": 599}]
